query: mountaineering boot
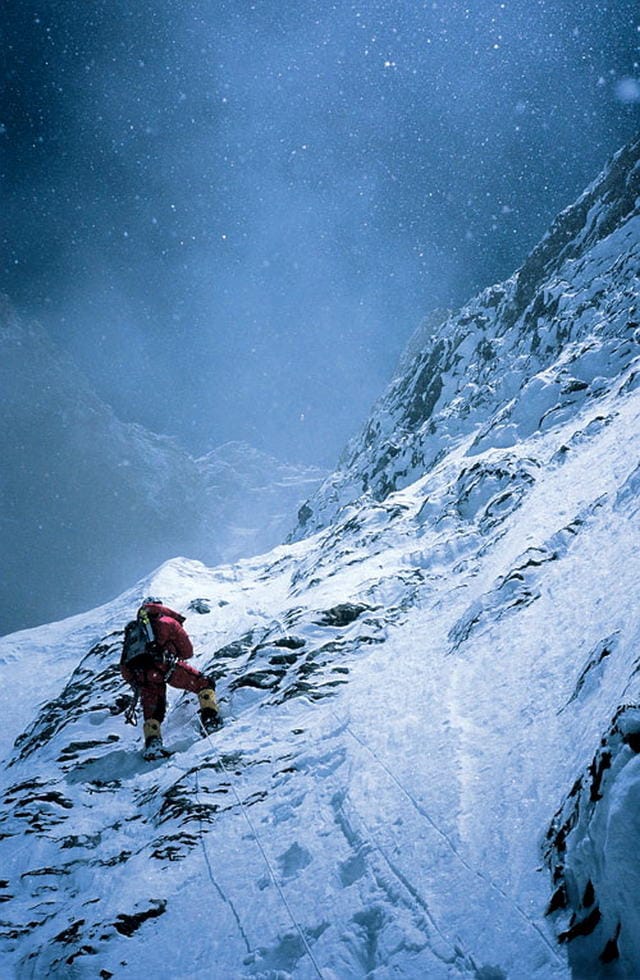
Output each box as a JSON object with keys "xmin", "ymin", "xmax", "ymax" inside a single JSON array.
[
  {"xmin": 142, "ymin": 718, "xmax": 165, "ymax": 760},
  {"xmin": 198, "ymin": 688, "xmax": 223, "ymax": 734}
]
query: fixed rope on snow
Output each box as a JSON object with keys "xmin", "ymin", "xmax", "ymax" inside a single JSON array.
[
  {"xmin": 332, "ymin": 708, "xmax": 562, "ymax": 962},
  {"xmin": 215, "ymin": 751, "xmax": 324, "ymax": 978},
  {"xmin": 190, "ymin": 732, "xmax": 323, "ymax": 980}
]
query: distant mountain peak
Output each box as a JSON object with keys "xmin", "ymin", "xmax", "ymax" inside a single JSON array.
[{"xmin": 0, "ymin": 302, "xmax": 324, "ymax": 634}]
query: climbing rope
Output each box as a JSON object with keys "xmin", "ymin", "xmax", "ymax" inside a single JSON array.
[
  {"xmin": 198, "ymin": 608, "xmax": 560, "ymax": 966},
  {"xmin": 210, "ymin": 741, "xmax": 325, "ymax": 979},
  {"xmin": 192, "ymin": 763, "xmax": 253, "ymax": 955},
  {"xmin": 331, "ymin": 708, "xmax": 562, "ymax": 961},
  {"xmin": 334, "ymin": 785, "xmax": 476, "ymax": 968}
]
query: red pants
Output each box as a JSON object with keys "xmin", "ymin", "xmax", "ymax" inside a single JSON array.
[{"xmin": 122, "ymin": 659, "xmax": 212, "ymax": 722}]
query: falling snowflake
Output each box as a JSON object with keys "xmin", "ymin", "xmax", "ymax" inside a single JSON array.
[{"xmin": 614, "ymin": 77, "xmax": 640, "ymax": 104}]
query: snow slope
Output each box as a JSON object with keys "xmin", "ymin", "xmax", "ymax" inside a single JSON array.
[{"xmin": 1, "ymin": 137, "xmax": 640, "ymax": 978}]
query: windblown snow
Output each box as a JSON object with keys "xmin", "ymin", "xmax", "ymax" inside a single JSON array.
[{"xmin": 1, "ymin": 135, "xmax": 640, "ymax": 979}]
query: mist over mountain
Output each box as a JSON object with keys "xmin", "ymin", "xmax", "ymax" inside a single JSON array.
[
  {"xmin": 1, "ymin": 134, "xmax": 640, "ymax": 978},
  {"xmin": 0, "ymin": 302, "xmax": 324, "ymax": 635}
]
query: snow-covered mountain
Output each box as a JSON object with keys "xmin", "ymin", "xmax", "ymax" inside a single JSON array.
[
  {"xmin": 0, "ymin": 303, "xmax": 324, "ymax": 635},
  {"xmin": 1, "ymin": 135, "xmax": 640, "ymax": 978},
  {"xmin": 292, "ymin": 134, "xmax": 640, "ymax": 540}
]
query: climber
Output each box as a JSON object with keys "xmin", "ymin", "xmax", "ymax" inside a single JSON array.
[{"xmin": 120, "ymin": 596, "xmax": 222, "ymax": 758}]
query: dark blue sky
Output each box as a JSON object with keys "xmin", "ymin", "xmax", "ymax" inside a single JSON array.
[{"xmin": 2, "ymin": 1, "xmax": 639, "ymax": 465}]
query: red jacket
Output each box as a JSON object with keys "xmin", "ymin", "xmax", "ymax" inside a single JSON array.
[{"xmin": 144, "ymin": 602, "xmax": 193, "ymax": 661}]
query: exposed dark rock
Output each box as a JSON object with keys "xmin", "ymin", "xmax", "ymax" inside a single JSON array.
[
  {"xmin": 545, "ymin": 884, "xmax": 568, "ymax": 916},
  {"xmin": 96, "ymin": 850, "xmax": 132, "ymax": 868},
  {"xmin": 231, "ymin": 670, "xmax": 286, "ymax": 690},
  {"xmin": 113, "ymin": 900, "xmax": 167, "ymax": 937},
  {"xmin": 582, "ymin": 880, "xmax": 595, "ymax": 908},
  {"xmin": 59, "ymin": 833, "xmax": 102, "ymax": 850},
  {"xmin": 65, "ymin": 944, "xmax": 97, "ymax": 964},
  {"xmin": 272, "ymin": 636, "xmax": 306, "ymax": 650},
  {"xmin": 268, "ymin": 652, "xmax": 300, "ymax": 666},
  {"xmin": 545, "ymin": 705, "xmax": 640, "ymax": 968},
  {"xmin": 600, "ymin": 923, "xmax": 621, "ymax": 963},
  {"xmin": 315, "ymin": 603, "xmax": 369, "ymax": 627},
  {"xmin": 562, "ymin": 634, "xmax": 619, "ymax": 711},
  {"xmin": 151, "ymin": 832, "xmax": 199, "ymax": 862},
  {"xmin": 622, "ymin": 730, "xmax": 640, "ymax": 753},
  {"xmin": 188, "ymin": 598, "xmax": 212, "ymax": 614},
  {"xmin": 558, "ymin": 906, "xmax": 601, "ymax": 943},
  {"xmin": 53, "ymin": 919, "xmax": 86, "ymax": 944},
  {"xmin": 588, "ymin": 751, "xmax": 611, "ymax": 802},
  {"xmin": 58, "ymin": 735, "xmax": 120, "ymax": 762}
]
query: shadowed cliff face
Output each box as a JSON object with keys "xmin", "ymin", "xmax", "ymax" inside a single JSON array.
[
  {"xmin": 544, "ymin": 702, "xmax": 640, "ymax": 977},
  {"xmin": 292, "ymin": 135, "xmax": 640, "ymax": 539}
]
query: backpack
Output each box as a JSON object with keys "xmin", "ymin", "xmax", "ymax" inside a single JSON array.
[{"xmin": 121, "ymin": 607, "xmax": 157, "ymax": 665}]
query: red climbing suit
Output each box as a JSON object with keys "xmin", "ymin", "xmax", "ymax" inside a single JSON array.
[{"xmin": 119, "ymin": 602, "xmax": 211, "ymax": 722}]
